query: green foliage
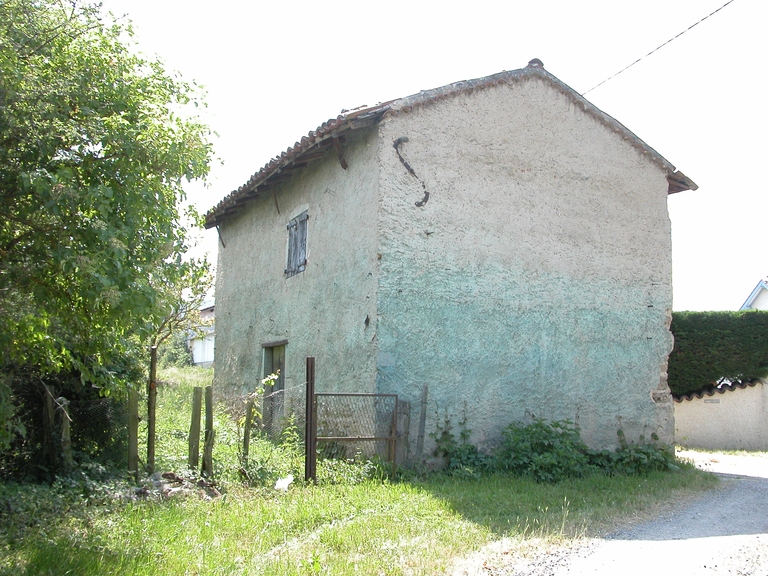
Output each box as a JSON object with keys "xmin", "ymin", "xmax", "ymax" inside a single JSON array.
[
  {"xmin": 238, "ymin": 434, "xmax": 301, "ymax": 487},
  {"xmin": 668, "ymin": 311, "xmax": 768, "ymax": 397},
  {"xmin": 0, "ymin": 376, "xmax": 22, "ymax": 451},
  {"xmin": 493, "ymin": 419, "xmax": 593, "ymax": 482},
  {"xmin": 238, "ymin": 415, "xmax": 304, "ymax": 487},
  {"xmin": 431, "ymin": 412, "xmax": 491, "ymax": 478},
  {"xmin": 0, "ymin": 366, "xmax": 716, "ymax": 574},
  {"xmin": 0, "ymin": 459, "xmax": 716, "ymax": 575},
  {"xmin": 315, "ymin": 454, "xmax": 391, "ymax": 484},
  {"xmin": 0, "ymin": 0, "xmax": 213, "ymax": 449},
  {"xmin": 433, "ymin": 418, "xmax": 684, "ymax": 483},
  {"xmin": 587, "ymin": 431, "xmax": 679, "ymax": 476},
  {"xmin": 157, "ymin": 332, "xmax": 193, "ymax": 369},
  {"xmin": 1, "ymin": 369, "xmax": 131, "ymax": 481}
]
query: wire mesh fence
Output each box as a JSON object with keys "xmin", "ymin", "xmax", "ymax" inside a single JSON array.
[
  {"xmin": 70, "ymin": 395, "xmax": 129, "ymax": 467},
  {"xmin": 314, "ymin": 393, "xmax": 398, "ymax": 462},
  {"xmin": 56, "ymin": 365, "xmax": 401, "ymax": 480},
  {"xmin": 260, "ymin": 384, "xmax": 306, "ymax": 440}
]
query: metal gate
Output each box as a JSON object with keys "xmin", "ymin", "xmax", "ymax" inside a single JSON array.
[{"xmin": 304, "ymin": 358, "xmax": 398, "ymax": 481}]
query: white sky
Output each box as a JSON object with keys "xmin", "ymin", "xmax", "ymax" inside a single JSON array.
[{"xmin": 105, "ymin": 0, "xmax": 766, "ymax": 311}]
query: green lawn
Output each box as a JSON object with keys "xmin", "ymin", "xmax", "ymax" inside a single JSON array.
[{"xmin": 0, "ymin": 367, "xmax": 719, "ymax": 575}]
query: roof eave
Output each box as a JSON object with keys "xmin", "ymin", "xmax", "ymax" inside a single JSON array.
[
  {"xmin": 740, "ymin": 279, "xmax": 768, "ymax": 310},
  {"xmin": 667, "ymin": 171, "xmax": 698, "ymax": 194},
  {"xmin": 204, "ymin": 105, "xmax": 390, "ymax": 229}
]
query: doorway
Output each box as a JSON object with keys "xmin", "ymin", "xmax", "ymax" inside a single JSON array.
[{"xmin": 262, "ymin": 342, "xmax": 286, "ymax": 436}]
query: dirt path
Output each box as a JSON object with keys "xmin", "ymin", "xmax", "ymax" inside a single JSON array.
[{"xmin": 453, "ymin": 451, "xmax": 768, "ymax": 576}]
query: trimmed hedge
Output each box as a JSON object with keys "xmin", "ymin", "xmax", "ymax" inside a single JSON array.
[{"xmin": 668, "ymin": 311, "xmax": 768, "ymax": 398}]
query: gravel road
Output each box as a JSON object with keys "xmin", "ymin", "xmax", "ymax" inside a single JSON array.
[{"xmin": 452, "ymin": 451, "xmax": 768, "ymax": 576}]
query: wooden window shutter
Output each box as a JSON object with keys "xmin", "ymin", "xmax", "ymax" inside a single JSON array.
[{"xmin": 286, "ymin": 211, "xmax": 308, "ymax": 277}]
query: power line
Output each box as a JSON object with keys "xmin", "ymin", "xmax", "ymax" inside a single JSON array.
[{"xmin": 581, "ymin": 0, "xmax": 737, "ymax": 96}]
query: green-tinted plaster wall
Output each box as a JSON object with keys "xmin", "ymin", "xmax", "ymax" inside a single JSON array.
[
  {"xmin": 375, "ymin": 78, "xmax": 674, "ymax": 459},
  {"xmin": 213, "ymin": 73, "xmax": 678, "ymax": 463},
  {"xmin": 213, "ymin": 128, "xmax": 381, "ymax": 412}
]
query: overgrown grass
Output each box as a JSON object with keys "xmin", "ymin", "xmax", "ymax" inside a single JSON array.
[
  {"xmin": 146, "ymin": 366, "xmax": 245, "ymax": 477},
  {"xmin": 0, "ymin": 467, "xmax": 717, "ymax": 575},
  {"xmin": 0, "ymin": 367, "xmax": 720, "ymax": 575}
]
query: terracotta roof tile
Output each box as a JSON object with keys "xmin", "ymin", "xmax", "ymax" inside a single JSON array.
[{"xmin": 674, "ymin": 379, "xmax": 763, "ymax": 402}]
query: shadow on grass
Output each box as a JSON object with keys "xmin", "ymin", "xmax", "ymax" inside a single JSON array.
[
  {"xmin": 0, "ymin": 539, "xmax": 151, "ymax": 576},
  {"xmin": 413, "ymin": 466, "xmax": 719, "ymax": 540}
]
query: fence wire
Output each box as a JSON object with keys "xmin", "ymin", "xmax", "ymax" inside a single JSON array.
[
  {"xmin": 259, "ymin": 384, "xmax": 306, "ymax": 440},
  {"xmin": 314, "ymin": 394, "xmax": 398, "ymax": 461}
]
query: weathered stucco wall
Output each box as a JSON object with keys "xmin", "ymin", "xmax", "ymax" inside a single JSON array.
[
  {"xmin": 675, "ymin": 382, "xmax": 768, "ymax": 450},
  {"xmin": 375, "ymin": 77, "xmax": 674, "ymax": 459},
  {"xmin": 214, "ymin": 128, "xmax": 381, "ymax": 412}
]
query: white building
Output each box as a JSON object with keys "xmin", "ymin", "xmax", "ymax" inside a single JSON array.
[{"xmin": 189, "ymin": 299, "xmax": 215, "ymax": 368}]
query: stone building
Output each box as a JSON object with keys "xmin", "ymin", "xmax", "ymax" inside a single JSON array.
[{"xmin": 206, "ymin": 59, "xmax": 696, "ymax": 461}]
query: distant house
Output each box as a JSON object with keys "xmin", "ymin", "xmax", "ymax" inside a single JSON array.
[
  {"xmin": 188, "ymin": 299, "xmax": 215, "ymax": 368},
  {"xmin": 675, "ymin": 380, "xmax": 768, "ymax": 451},
  {"xmin": 740, "ymin": 278, "xmax": 768, "ymax": 310},
  {"xmin": 206, "ymin": 60, "xmax": 696, "ymax": 460}
]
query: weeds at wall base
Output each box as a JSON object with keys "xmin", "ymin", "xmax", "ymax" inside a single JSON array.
[{"xmin": 433, "ymin": 418, "xmax": 685, "ymax": 482}]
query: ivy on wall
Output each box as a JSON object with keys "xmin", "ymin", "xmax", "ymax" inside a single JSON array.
[{"xmin": 668, "ymin": 311, "xmax": 768, "ymax": 398}]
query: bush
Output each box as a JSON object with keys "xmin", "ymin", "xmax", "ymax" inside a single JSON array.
[
  {"xmin": 587, "ymin": 431, "xmax": 679, "ymax": 476},
  {"xmin": 435, "ymin": 418, "xmax": 683, "ymax": 483},
  {"xmin": 492, "ymin": 419, "xmax": 593, "ymax": 482},
  {"xmin": 431, "ymin": 413, "xmax": 492, "ymax": 478},
  {"xmin": 668, "ymin": 310, "xmax": 768, "ymax": 397}
]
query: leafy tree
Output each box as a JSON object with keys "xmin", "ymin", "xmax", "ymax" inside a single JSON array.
[
  {"xmin": 157, "ymin": 331, "xmax": 194, "ymax": 369},
  {"xmin": 0, "ymin": 0, "xmax": 213, "ymax": 449}
]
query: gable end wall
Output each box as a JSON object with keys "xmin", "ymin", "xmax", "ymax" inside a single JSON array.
[{"xmin": 375, "ymin": 77, "xmax": 674, "ymax": 457}]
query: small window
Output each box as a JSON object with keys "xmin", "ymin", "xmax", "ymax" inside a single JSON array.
[{"xmin": 286, "ymin": 211, "xmax": 308, "ymax": 277}]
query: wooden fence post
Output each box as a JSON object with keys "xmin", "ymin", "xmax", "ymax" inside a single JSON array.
[
  {"xmin": 415, "ymin": 384, "xmax": 428, "ymax": 460},
  {"xmin": 42, "ymin": 385, "xmax": 56, "ymax": 469},
  {"xmin": 59, "ymin": 397, "xmax": 74, "ymax": 471},
  {"xmin": 202, "ymin": 385, "xmax": 214, "ymax": 477},
  {"xmin": 242, "ymin": 399, "xmax": 254, "ymax": 466},
  {"xmin": 188, "ymin": 387, "xmax": 203, "ymax": 469},
  {"xmin": 304, "ymin": 357, "xmax": 316, "ymax": 483},
  {"xmin": 128, "ymin": 388, "xmax": 139, "ymax": 481},
  {"xmin": 147, "ymin": 345, "xmax": 158, "ymax": 474}
]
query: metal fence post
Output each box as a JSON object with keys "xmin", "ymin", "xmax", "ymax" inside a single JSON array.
[
  {"xmin": 304, "ymin": 356, "xmax": 317, "ymax": 482},
  {"xmin": 202, "ymin": 385, "xmax": 215, "ymax": 477}
]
